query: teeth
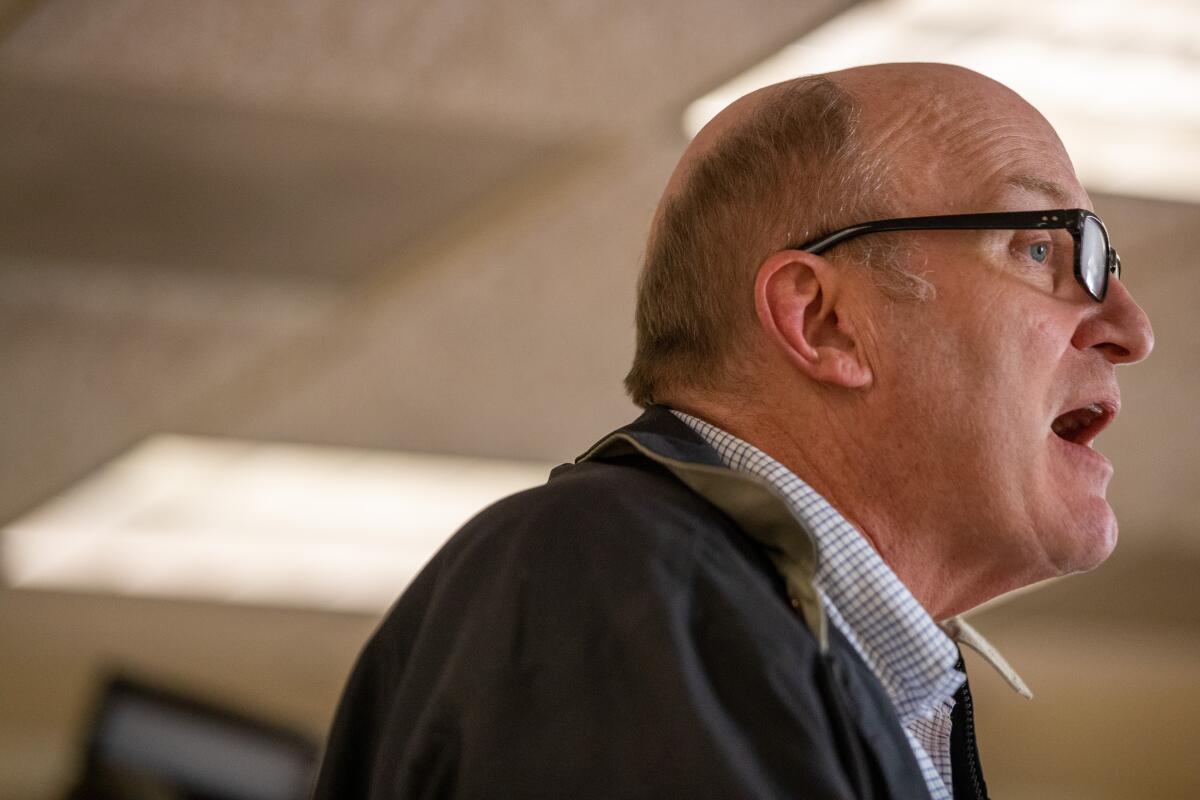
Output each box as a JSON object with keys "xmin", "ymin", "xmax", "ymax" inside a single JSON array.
[{"xmin": 1052, "ymin": 404, "xmax": 1104, "ymax": 442}]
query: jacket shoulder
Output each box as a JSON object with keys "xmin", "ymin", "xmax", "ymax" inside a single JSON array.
[
  {"xmin": 433, "ymin": 456, "xmax": 786, "ymax": 603},
  {"xmin": 314, "ymin": 444, "xmax": 928, "ymax": 800}
]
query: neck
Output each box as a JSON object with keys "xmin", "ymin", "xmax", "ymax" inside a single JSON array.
[{"xmin": 667, "ymin": 393, "xmax": 1014, "ymax": 620}]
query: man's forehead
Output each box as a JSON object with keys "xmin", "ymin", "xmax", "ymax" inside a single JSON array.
[{"xmin": 831, "ymin": 65, "xmax": 1081, "ymax": 212}]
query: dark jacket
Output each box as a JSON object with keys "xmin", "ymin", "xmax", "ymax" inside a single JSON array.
[{"xmin": 314, "ymin": 407, "xmax": 986, "ymax": 798}]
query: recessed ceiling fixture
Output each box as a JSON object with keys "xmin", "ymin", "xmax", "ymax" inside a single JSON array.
[
  {"xmin": 1, "ymin": 436, "xmax": 553, "ymax": 613},
  {"xmin": 684, "ymin": 0, "xmax": 1200, "ymax": 204}
]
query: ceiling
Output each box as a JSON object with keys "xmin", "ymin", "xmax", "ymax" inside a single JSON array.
[{"xmin": 0, "ymin": 1, "xmax": 1197, "ymax": 798}]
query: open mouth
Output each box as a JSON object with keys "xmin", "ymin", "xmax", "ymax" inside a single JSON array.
[{"xmin": 1050, "ymin": 403, "xmax": 1115, "ymax": 448}]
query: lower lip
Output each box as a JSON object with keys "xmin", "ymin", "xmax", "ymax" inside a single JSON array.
[{"xmin": 1049, "ymin": 433, "xmax": 1114, "ymax": 476}]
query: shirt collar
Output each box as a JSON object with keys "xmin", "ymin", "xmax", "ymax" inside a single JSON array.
[{"xmin": 669, "ymin": 410, "xmax": 1030, "ymax": 719}]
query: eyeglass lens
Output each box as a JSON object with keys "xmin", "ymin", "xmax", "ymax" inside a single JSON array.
[{"xmin": 1079, "ymin": 215, "xmax": 1108, "ymax": 300}]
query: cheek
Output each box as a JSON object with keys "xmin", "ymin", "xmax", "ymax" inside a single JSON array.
[
  {"xmin": 970, "ymin": 300, "xmax": 1063, "ymax": 390},
  {"xmin": 911, "ymin": 304, "xmax": 1058, "ymax": 463},
  {"xmin": 874, "ymin": 288, "xmax": 1065, "ymax": 441}
]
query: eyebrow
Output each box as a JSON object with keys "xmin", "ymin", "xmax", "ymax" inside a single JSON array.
[{"xmin": 1004, "ymin": 174, "xmax": 1072, "ymax": 204}]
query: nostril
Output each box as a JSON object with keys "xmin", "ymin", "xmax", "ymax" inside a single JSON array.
[{"xmin": 1099, "ymin": 343, "xmax": 1131, "ymax": 360}]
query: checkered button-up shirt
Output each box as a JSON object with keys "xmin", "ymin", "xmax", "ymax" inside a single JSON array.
[{"xmin": 672, "ymin": 410, "xmax": 965, "ymax": 799}]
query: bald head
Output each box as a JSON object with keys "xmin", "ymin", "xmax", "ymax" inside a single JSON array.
[
  {"xmin": 624, "ymin": 63, "xmax": 1073, "ymax": 408},
  {"xmin": 663, "ymin": 63, "xmax": 1070, "ymax": 219}
]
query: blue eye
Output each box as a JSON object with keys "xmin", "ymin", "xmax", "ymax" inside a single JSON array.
[{"xmin": 1028, "ymin": 242, "xmax": 1050, "ymax": 263}]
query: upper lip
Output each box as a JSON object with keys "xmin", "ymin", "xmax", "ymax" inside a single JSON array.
[{"xmin": 1051, "ymin": 391, "xmax": 1120, "ymax": 447}]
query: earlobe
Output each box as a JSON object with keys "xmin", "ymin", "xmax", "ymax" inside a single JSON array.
[{"xmin": 754, "ymin": 250, "xmax": 873, "ymax": 389}]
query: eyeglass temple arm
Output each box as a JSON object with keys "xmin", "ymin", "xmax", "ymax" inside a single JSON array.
[
  {"xmin": 799, "ymin": 223, "xmax": 881, "ymax": 254},
  {"xmin": 798, "ymin": 216, "xmax": 1020, "ymax": 254},
  {"xmin": 797, "ymin": 210, "xmax": 1090, "ymax": 255}
]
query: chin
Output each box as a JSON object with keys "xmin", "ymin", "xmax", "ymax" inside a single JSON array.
[{"xmin": 1052, "ymin": 497, "xmax": 1119, "ymax": 576}]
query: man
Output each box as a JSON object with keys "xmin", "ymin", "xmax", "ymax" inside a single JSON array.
[{"xmin": 315, "ymin": 63, "xmax": 1153, "ymax": 799}]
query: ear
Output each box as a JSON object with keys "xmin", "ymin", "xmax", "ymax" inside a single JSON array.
[{"xmin": 754, "ymin": 250, "xmax": 873, "ymax": 389}]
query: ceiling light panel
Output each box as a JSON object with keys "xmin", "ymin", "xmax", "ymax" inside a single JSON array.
[{"xmin": 1, "ymin": 436, "xmax": 554, "ymax": 613}]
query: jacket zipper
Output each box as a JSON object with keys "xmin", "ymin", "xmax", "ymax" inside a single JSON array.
[{"xmin": 958, "ymin": 680, "xmax": 985, "ymax": 800}]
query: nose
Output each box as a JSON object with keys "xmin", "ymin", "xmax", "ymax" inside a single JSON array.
[{"xmin": 1071, "ymin": 276, "xmax": 1154, "ymax": 364}]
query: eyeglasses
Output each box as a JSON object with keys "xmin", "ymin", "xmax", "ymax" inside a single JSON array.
[{"xmin": 797, "ymin": 208, "xmax": 1121, "ymax": 302}]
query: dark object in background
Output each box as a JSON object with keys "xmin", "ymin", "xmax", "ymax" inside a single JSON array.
[{"xmin": 64, "ymin": 674, "xmax": 317, "ymax": 800}]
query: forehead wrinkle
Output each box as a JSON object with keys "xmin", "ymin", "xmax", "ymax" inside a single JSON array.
[
  {"xmin": 872, "ymin": 113, "xmax": 1076, "ymax": 212},
  {"xmin": 862, "ymin": 93, "xmax": 959, "ymax": 152},
  {"xmin": 866, "ymin": 100, "xmax": 1053, "ymax": 175},
  {"xmin": 939, "ymin": 120, "xmax": 1053, "ymax": 168},
  {"xmin": 833, "ymin": 65, "xmax": 1080, "ymax": 213},
  {"xmin": 865, "ymin": 90, "xmax": 997, "ymax": 153}
]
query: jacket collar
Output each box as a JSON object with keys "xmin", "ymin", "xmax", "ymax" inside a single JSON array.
[
  {"xmin": 577, "ymin": 405, "xmax": 829, "ymax": 651},
  {"xmin": 576, "ymin": 405, "xmax": 1032, "ymax": 700},
  {"xmin": 579, "ymin": 404, "xmax": 727, "ymax": 468}
]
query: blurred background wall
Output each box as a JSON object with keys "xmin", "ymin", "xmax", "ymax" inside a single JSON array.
[{"xmin": 0, "ymin": 1, "xmax": 1197, "ymax": 798}]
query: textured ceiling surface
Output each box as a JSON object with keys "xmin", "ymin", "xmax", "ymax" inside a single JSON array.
[
  {"xmin": 0, "ymin": 0, "xmax": 847, "ymax": 524},
  {"xmin": 1, "ymin": 0, "xmax": 839, "ymax": 131},
  {"xmin": 0, "ymin": 1, "xmax": 1197, "ymax": 798},
  {"xmin": 0, "ymin": 76, "xmax": 568, "ymax": 280}
]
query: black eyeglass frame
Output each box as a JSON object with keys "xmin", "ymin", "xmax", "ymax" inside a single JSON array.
[{"xmin": 796, "ymin": 208, "xmax": 1121, "ymax": 302}]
